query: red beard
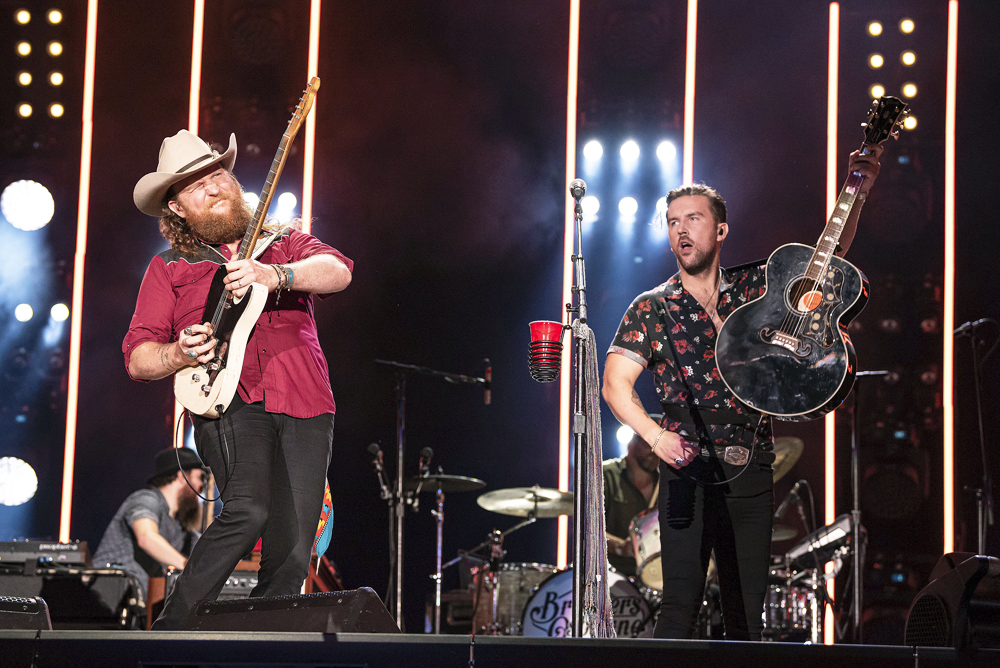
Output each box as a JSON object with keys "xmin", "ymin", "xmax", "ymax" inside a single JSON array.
[{"xmin": 187, "ymin": 192, "xmax": 254, "ymax": 245}]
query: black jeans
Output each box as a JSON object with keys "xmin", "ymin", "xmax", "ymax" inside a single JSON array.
[
  {"xmin": 152, "ymin": 396, "xmax": 334, "ymax": 629},
  {"xmin": 653, "ymin": 456, "xmax": 773, "ymax": 640}
]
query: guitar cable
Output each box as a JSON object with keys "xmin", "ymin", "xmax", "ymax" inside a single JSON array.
[{"xmin": 172, "ymin": 408, "xmax": 225, "ymax": 503}]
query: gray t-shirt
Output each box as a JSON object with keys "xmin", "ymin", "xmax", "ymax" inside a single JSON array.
[{"xmin": 92, "ymin": 488, "xmax": 195, "ymax": 599}]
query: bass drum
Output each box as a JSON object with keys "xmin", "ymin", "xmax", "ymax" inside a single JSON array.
[
  {"xmin": 629, "ymin": 508, "xmax": 662, "ymax": 591},
  {"xmin": 520, "ymin": 567, "xmax": 654, "ymax": 638}
]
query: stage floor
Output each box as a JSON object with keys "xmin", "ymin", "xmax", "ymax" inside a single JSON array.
[{"xmin": 1, "ymin": 631, "xmax": 997, "ymax": 668}]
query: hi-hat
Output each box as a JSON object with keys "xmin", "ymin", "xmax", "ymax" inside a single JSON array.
[
  {"xmin": 477, "ymin": 485, "xmax": 573, "ymax": 518},
  {"xmin": 404, "ymin": 474, "xmax": 486, "ymax": 494},
  {"xmin": 772, "ymin": 436, "xmax": 805, "ymax": 482}
]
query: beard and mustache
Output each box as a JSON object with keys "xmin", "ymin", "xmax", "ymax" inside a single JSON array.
[
  {"xmin": 176, "ymin": 486, "xmax": 204, "ymax": 531},
  {"xmin": 186, "ymin": 189, "xmax": 255, "ymax": 245}
]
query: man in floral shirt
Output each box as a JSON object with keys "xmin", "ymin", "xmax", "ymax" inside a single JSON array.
[{"xmin": 602, "ymin": 147, "xmax": 881, "ymax": 640}]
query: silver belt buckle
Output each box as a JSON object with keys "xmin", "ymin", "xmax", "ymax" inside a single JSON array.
[{"xmin": 724, "ymin": 446, "xmax": 749, "ymax": 466}]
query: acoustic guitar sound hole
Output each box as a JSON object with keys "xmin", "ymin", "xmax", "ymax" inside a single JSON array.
[{"xmin": 787, "ymin": 277, "xmax": 823, "ymax": 315}]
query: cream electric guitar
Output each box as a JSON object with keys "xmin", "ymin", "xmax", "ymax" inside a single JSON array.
[{"xmin": 174, "ymin": 77, "xmax": 320, "ymax": 418}]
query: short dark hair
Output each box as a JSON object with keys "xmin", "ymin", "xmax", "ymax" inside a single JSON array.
[
  {"xmin": 665, "ymin": 183, "xmax": 727, "ymax": 224},
  {"xmin": 148, "ymin": 470, "xmax": 180, "ymax": 489}
]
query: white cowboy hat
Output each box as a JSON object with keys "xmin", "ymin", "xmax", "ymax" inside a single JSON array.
[{"xmin": 133, "ymin": 130, "xmax": 237, "ymax": 216}]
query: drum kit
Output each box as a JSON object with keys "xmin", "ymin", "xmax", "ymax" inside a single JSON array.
[{"xmin": 406, "ymin": 435, "xmax": 851, "ymax": 642}]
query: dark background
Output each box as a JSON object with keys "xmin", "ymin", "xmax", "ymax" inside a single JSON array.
[{"xmin": 1, "ymin": 0, "xmax": 998, "ymax": 640}]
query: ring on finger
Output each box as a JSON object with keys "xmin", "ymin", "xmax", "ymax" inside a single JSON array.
[
  {"xmin": 674, "ymin": 457, "xmax": 684, "ymax": 467},
  {"xmin": 236, "ymin": 279, "xmax": 241, "ymax": 287},
  {"xmin": 185, "ymin": 350, "xmax": 198, "ymax": 359}
]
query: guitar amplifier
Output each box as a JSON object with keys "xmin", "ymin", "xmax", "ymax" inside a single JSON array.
[{"xmin": 165, "ymin": 568, "xmax": 258, "ymax": 601}]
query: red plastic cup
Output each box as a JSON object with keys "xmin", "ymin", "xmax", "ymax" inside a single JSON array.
[{"xmin": 529, "ymin": 320, "xmax": 564, "ymax": 344}]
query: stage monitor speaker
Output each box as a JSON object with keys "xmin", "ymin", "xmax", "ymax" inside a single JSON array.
[
  {"xmin": 184, "ymin": 587, "xmax": 400, "ymax": 633},
  {"xmin": 904, "ymin": 552, "xmax": 1000, "ymax": 649},
  {"xmin": 0, "ymin": 596, "xmax": 52, "ymax": 630}
]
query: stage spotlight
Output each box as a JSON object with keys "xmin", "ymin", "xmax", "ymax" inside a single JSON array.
[
  {"xmin": 0, "ymin": 457, "xmax": 39, "ymax": 506},
  {"xmin": 16, "ymin": 41, "xmax": 31, "ymax": 56},
  {"xmin": 1, "ymin": 180, "xmax": 55, "ymax": 231},
  {"xmin": 48, "ymin": 102, "xmax": 64, "ymax": 118},
  {"xmin": 868, "ymin": 22, "xmax": 883, "ymax": 37},
  {"xmin": 901, "ymin": 51, "xmax": 916, "ymax": 66},
  {"xmin": 243, "ymin": 192, "xmax": 260, "ymax": 210},
  {"xmin": 903, "ymin": 116, "xmax": 917, "ymax": 130},
  {"xmin": 619, "ymin": 197, "xmax": 638, "ymax": 216},
  {"xmin": 47, "ymin": 9, "xmax": 62, "ymax": 24},
  {"xmin": 616, "ymin": 424, "xmax": 634, "ymax": 446},
  {"xmin": 902, "ymin": 83, "xmax": 918, "ymax": 98},
  {"xmin": 276, "ymin": 192, "xmax": 297, "ymax": 222},
  {"xmin": 47, "ymin": 41, "xmax": 63, "ymax": 57},
  {"xmin": 656, "ymin": 140, "xmax": 677, "ymax": 162},
  {"xmin": 581, "ymin": 195, "xmax": 600, "ymax": 216},
  {"xmin": 17, "ymin": 103, "xmax": 32, "ymax": 118},
  {"xmin": 869, "ymin": 53, "xmax": 884, "ymax": 69},
  {"xmin": 14, "ymin": 304, "xmax": 33, "ymax": 322},
  {"xmin": 50, "ymin": 303, "xmax": 69, "ymax": 321},
  {"xmin": 15, "ymin": 9, "xmax": 30, "ymax": 24},
  {"xmin": 620, "ymin": 140, "xmax": 640, "ymax": 162},
  {"xmin": 583, "ymin": 140, "xmax": 603, "ymax": 161},
  {"xmin": 49, "ymin": 71, "xmax": 63, "ymax": 86},
  {"xmin": 900, "ymin": 19, "xmax": 915, "ymax": 34},
  {"xmin": 870, "ymin": 84, "xmax": 886, "ymax": 99},
  {"xmin": 17, "ymin": 71, "xmax": 32, "ymax": 86}
]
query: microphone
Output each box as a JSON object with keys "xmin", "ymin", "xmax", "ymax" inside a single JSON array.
[
  {"xmin": 954, "ymin": 318, "xmax": 989, "ymax": 336},
  {"xmin": 419, "ymin": 447, "xmax": 434, "ymax": 477},
  {"xmin": 569, "ymin": 179, "xmax": 586, "ymax": 200},
  {"xmin": 367, "ymin": 443, "xmax": 383, "ymax": 470},
  {"xmin": 774, "ymin": 480, "xmax": 803, "ymax": 521},
  {"xmin": 483, "ymin": 358, "xmax": 492, "ymax": 406}
]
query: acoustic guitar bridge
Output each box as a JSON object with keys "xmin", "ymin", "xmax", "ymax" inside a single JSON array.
[{"xmin": 760, "ymin": 328, "xmax": 813, "ymax": 358}]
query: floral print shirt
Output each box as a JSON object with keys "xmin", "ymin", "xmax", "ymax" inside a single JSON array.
[{"xmin": 608, "ymin": 261, "xmax": 773, "ymax": 452}]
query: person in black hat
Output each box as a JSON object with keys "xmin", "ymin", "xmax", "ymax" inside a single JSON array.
[{"xmin": 92, "ymin": 447, "xmax": 206, "ymax": 603}]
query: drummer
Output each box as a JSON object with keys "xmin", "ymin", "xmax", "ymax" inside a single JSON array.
[{"xmin": 603, "ymin": 414, "xmax": 661, "ymax": 576}]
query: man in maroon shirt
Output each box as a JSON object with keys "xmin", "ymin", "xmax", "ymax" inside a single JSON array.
[{"xmin": 125, "ymin": 130, "xmax": 353, "ymax": 628}]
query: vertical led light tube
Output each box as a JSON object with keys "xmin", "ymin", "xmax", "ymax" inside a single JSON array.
[
  {"xmin": 301, "ymin": 0, "xmax": 322, "ymax": 234},
  {"xmin": 943, "ymin": 0, "xmax": 958, "ymax": 554},
  {"xmin": 60, "ymin": 0, "xmax": 100, "ymax": 543},
  {"xmin": 188, "ymin": 0, "xmax": 205, "ymax": 135},
  {"xmin": 175, "ymin": 0, "xmax": 208, "ymax": 444},
  {"xmin": 682, "ymin": 0, "xmax": 698, "ymax": 185},
  {"xmin": 824, "ymin": 1, "xmax": 840, "ymax": 645},
  {"xmin": 558, "ymin": 0, "xmax": 581, "ymax": 570}
]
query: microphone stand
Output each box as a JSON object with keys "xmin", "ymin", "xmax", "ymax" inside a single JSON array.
[
  {"xmin": 849, "ymin": 369, "xmax": 888, "ymax": 643},
  {"xmin": 373, "ymin": 358, "xmax": 491, "ymax": 631},
  {"xmin": 565, "ymin": 182, "xmax": 588, "ymax": 637}
]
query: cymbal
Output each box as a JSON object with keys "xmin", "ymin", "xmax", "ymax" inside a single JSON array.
[
  {"xmin": 404, "ymin": 474, "xmax": 486, "ymax": 494},
  {"xmin": 477, "ymin": 486, "xmax": 573, "ymax": 518},
  {"xmin": 772, "ymin": 524, "xmax": 797, "ymax": 542},
  {"xmin": 772, "ymin": 436, "xmax": 805, "ymax": 482}
]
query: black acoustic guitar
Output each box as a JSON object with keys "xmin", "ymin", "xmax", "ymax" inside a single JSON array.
[
  {"xmin": 174, "ymin": 77, "xmax": 320, "ymax": 418},
  {"xmin": 715, "ymin": 96, "xmax": 908, "ymax": 421}
]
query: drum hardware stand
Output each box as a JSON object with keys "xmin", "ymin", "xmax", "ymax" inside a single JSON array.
[
  {"xmin": 440, "ymin": 514, "xmax": 537, "ymax": 635},
  {"xmin": 956, "ymin": 319, "xmax": 995, "ymax": 554},
  {"xmin": 847, "ymin": 370, "xmax": 887, "ymax": 643},
  {"xmin": 374, "ymin": 359, "xmax": 491, "ymax": 631}
]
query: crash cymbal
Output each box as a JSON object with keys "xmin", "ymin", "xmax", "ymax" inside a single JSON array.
[
  {"xmin": 404, "ymin": 474, "xmax": 486, "ymax": 494},
  {"xmin": 772, "ymin": 436, "xmax": 805, "ymax": 482},
  {"xmin": 772, "ymin": 524, "xmax": 797, "ymax": 542},
  {"xmin": 477, "ymin": 485, "xmax": 573, "ymax": 518}
]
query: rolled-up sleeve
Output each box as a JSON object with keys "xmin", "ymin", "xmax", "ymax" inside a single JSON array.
[{"xmin": 122, "ymin": 257, "xmax": 176, "ymax": 378}]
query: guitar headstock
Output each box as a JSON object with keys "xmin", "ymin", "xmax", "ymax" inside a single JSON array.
[
  {"xmin": 288, "ymin": 76, "xmax": 321, "ymax": 135},
  {"xmin": 862, "ymin": 95, "xmax": 909, "ymax": 145}
]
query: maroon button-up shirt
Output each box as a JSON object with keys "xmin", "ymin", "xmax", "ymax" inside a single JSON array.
[{"xmin": 123, "ymin": 228, "xmax": 353, "ymax": 418}]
